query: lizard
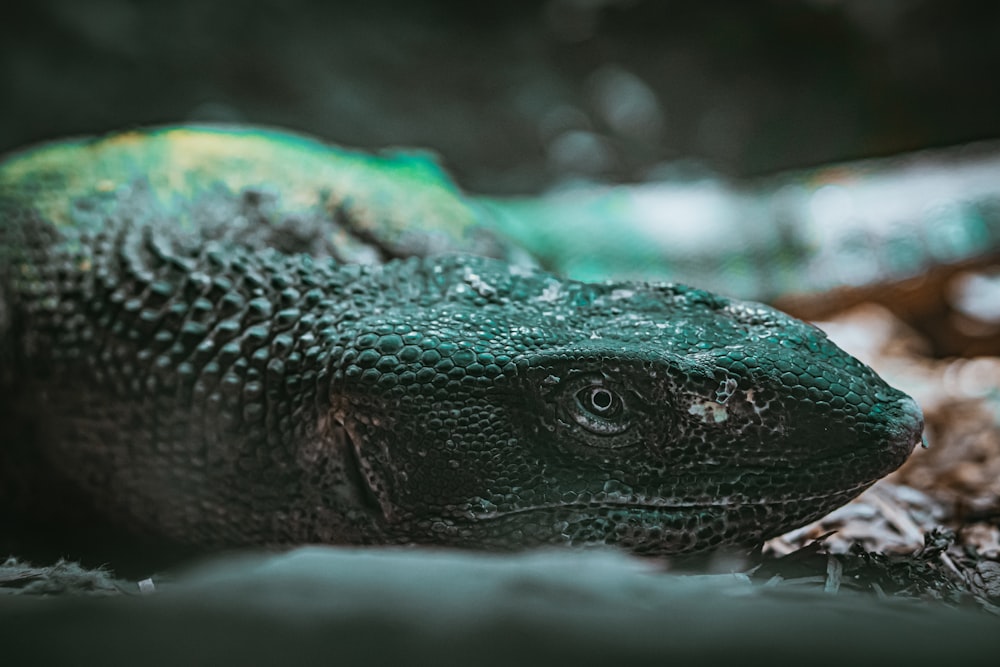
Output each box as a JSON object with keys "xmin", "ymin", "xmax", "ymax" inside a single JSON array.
[{"xmin": 0, "ymin": 125, "xmax": 924, "ymax": 564}]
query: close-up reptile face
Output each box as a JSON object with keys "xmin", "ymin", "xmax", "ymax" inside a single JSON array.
[
  {"xmin": 0, "ymin": 127, "xmax": 924, "ymax": 562},
  {"xmin": 332, "ymin": 255, "xmax": 924, "ymax": 555}
]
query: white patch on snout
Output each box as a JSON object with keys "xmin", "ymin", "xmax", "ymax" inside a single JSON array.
[
  {"xmin": 715, "ymin": 378, "xmax": 738, "ymax": 403},
  {"xmin": 688, "ymin": 401, "xmax": 729, "ymax": 423},
  {"xmin": 745, "ymin": 388, "xmax": 769, "ymax": 416}
]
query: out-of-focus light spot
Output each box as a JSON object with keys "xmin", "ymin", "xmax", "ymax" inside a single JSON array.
[
  {"xmin": 950, "ymin": 270, "xmax": 1000, "ymax": 324},
  {"xmin": 627, "ymin": 181, "xmax": 747, "ymax": 255},
  {"xmin": 924, "ymin": 201, "xmax": 989, "ymax": 263},
  {"xmin": 808, "ymin": 184, "xmax": 855, "ymax": 232},
  {"xmin": 942, "ymin": 357, "xmax": 1000, "ymax": 398},
  {"xmin": 587, "ymin": 66, "xmax": 664, "ymax": 144},
  {"xmin": 547, "ymin": 130, "xmax": 617, "ymax": 175},
  {"xmin": 538, "ymin": 105, "xmax": 592, "ymax": 144}
]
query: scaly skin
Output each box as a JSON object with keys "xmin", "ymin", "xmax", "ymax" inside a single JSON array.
[{"xmin": 0, "ymin": 126, "xmax": 923, "ymax": 558}]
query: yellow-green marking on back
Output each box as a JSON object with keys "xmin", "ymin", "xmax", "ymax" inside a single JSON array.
[{"xmin": 0, "ymin": 124, "xmax": 483, "ymax": 252}]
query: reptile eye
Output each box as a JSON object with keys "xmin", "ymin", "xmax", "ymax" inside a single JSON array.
[
  {"xmin": 577, "ymin": 387, "xmax": 621, "ymax": 417},
  {"xmin": 572, "ymin": 385, "xmax": 630, "ymax": 435}
]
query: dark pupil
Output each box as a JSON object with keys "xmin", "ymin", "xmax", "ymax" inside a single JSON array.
[{"xmin": 590, "ymin": 388, "xmax": 614, "ymax": 412}]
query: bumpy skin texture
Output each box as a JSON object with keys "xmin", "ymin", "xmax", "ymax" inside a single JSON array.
[{"xmin": 0, "ymin": 127, "xmax": 923, "ymax": 558}]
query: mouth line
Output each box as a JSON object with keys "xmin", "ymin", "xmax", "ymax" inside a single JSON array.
[{"xmin": 461, "ymin": 485, "xmax": 870, "ymax": 521}]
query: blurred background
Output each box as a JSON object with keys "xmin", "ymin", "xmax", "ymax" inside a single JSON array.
[
  {"xmin": 3, "ymin": 0, "xmax": 999, "ymax": 195},
  {"xmin": 2, "ymin": 0, "xmax": 1000, "ymax": 614}
]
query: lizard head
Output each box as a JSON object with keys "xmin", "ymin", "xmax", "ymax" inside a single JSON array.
[{"xmin": 330, "ymin": 255, "xmax": 923, "ymax": 556}]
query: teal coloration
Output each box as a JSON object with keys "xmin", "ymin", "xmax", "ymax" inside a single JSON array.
[{"xmin": 0, "ymin": 125, "xmax": 925, "ymax": 565}]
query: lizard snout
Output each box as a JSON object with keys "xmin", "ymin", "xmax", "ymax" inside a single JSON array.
[{"xmin": 879, "ymin": 394, "xmax": 924, "ymax": 469}]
